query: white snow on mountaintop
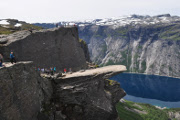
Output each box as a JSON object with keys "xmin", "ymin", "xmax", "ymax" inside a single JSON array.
[
  {"xmin": 15, "ymin": 23, "xmax": 22, "ymax": 27},
  {"xmin": 62, "ymin": 14, "xmax": 180, "ymax": 27},
  {"xmin": 0, "ymin": 20, "xmax": 9, "ymax": 25}
]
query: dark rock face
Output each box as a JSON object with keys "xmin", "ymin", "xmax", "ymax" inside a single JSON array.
[
  {"xmin": 43, "ymin": 66, "xmax": 127, "ymax": 120},
  {"xmin": 0, "ymin": 27, "xmax": 87, "ymax": 71},
  {"xmin": 0, "ymin": 62, "xmax": 126, "ymax": 120},
  {"xmin": 53, "ymin": 76, "xmax": 125, "ymax": 120},
  {"xmin": 0, "ymin": 62, "xmax": 52, "ymax": 120}
]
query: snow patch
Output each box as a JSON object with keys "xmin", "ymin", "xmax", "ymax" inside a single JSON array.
[
  {"xmin": 15, "ymin": 23, "xmax": 22, "ymax": 27},
  {"xmin": 0, "ymin": 20, "xmax": 9, "ymax": 25}
]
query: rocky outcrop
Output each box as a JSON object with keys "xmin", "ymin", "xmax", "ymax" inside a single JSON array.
[
  {"xmin": 168, "ymin": 111, "xmax": 180, "ymax": 120},
  {"xmin": 0, "ymin": 62, "xmax": 53, "ymax": 120},
  {"xmin": 0, "ymin": 27, "xmax": 87, "ymax": 71},
  {"xmin": 41, "ymin": 65, "xmax": 126, "ymax": 120},
  {"xmin": 0, "ymin": 62, "xmax": 126, "ymax": 120}
]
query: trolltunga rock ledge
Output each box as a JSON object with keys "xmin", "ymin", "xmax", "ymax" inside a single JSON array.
[
  {"xmin": 48, "ymin": 65, "xmax": 127, "ymax": 120},
  {"xmin": 61, "ymin": 65, "xmax": 126, "ymax": 79}
]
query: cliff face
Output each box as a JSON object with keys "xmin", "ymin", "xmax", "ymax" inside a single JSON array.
[
  {"xmin": 78, "ymin": 24, "xmax": 180, "ymax": 77},
  {"xmin": 79, "ymin": 39, "xmax": 91, "ymax": 62},
  {"xmin": 0, "ymin": 62, "xmax": 126, "ymax": 120},
  {"xmin": 0, "ymin": 62, "xmax": 52, "ymax": 120},
  {"xmin": 0, "ymin": 27, "xmax": 87, "ymax": 71},
  {"xmin": 41, "ymin": 65, "xmax": 126, "ymax": 120}
]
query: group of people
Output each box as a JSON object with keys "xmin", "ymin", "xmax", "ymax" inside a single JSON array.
[
  {"xmin": 0, "ymin": 52, "xmax": 16, "ymax": 67},
  {"xmin": 35, "ymin": 67, "xmax": 72, "ymax": 75},
  {"xmin": 36, "ymin": 67, "xmax": 56, "ymax": 75}
]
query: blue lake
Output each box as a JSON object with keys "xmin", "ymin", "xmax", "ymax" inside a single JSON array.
[{"xmin": 110, "ymin": 73, "xmax": 180, "ymax": 108}]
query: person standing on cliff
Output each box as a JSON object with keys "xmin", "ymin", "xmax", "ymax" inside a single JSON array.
[
  {"xmin": 0, "ymin": 54, "xmax": 3, "ymax": 64},
  {"xmin": 50, "ymin": 67, "xmax": 54, "ymax": 75},
  {"xmin": 10, "ymin": 52, "xmax": 16, "ymax": 64},
  {"xmin": 0, "ymin": 60, "xmax": 2, "ymax": 67},
  {"xmin": 64, "ymin": 68, "xmax": 67, "ymax": 74},
  {"xmin": 69, "ymin": 68, "xmax": 72, "ymax": 74},
  {"xmin": 54, "ymin": 67, "xmax": 56, "ymax": 73},
  {"xmin": 56, "ymin": 23, "xmax": 58, "ymax": 28}
]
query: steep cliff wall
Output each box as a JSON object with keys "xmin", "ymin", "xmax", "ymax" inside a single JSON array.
[
  {"xmin": 0, "ymin": 27, "xmax": 87, "ymax": 71},
  {"xmin": 0, "ymin": 62, "xmax": 52, "ymax": 120},
  {"xmin": 78, "ymin": 24, "xmax": 180, "ymax": 77},
  {"xmin": 41, "ymin": 65, "xmax": 126, "ymax": 120}
]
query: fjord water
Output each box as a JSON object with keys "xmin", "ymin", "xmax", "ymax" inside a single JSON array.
[{"xmin": 111, "ymin": 73, "xmax": 180, "ymax": 108}]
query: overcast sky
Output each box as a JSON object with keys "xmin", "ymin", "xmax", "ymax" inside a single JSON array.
[{"xmin": 1, "ymin": 0, "xmax": 180, "ymax": 23}]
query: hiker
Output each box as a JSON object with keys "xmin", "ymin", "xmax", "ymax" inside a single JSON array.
[
  {"xmin": 38, "ymin": 67, "xmax": 40, "ymax": 72},
  {"xmin": 69, "ymin": 68, "xmax": 72, "ymax": 73},
  {"xmin": 29, "ymin": 29, "xmax": 33, "ymax": 34},
  {"xmin": 34, "ymin": 67, "xmax": 37, "ymax": 71},
  {"xmin": 56, "ymin": 23, "xmax": 58, "ymax": 28},
  {"xmin": 50, "ymin": 67, "xmax": 54, "ymax": 75},
  {"xmin": 41, "ymin": 68, "xmax": 45, "ymax": 73},
  {"xmin": 54, "ymin": 67, "xmax": 56, "ymax": 73},
  {"xmin": 0, "ymin": 61, "xmax": 2, "ymax": 67},
  {"xmin": 0, "ymin": 54, "xmax": 3, "ymax": 64},
  {"xmin": 64, "ymin": 68, "xmax": 67, "ymax": 74},
  {"xmin": 10, "ymin": 52, "xmax": 16, "ymax": 64},
  {"xmin": 46, "ymin": 68, "xmax": 50, "ymax": 74}
]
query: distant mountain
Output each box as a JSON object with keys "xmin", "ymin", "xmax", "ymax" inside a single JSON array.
[
  {"xmin": 34, "ymin": 14, "xmax": 180, "ymax": 28},
  {"xmin": 0, "ymin": 19, "xmax": 42, "ymax": 35},
  {"xmin": 34, "ymin": 14, "xmax": 180, "ymax": 77}
]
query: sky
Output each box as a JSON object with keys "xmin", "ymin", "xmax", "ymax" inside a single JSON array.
[{"xmin": 0, "ymin": 0, "xmax": 180, "ymax": 23}]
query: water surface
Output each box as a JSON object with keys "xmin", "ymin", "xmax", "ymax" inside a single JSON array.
[{"xmin": 111, "ymin": 73, "xmax": 180, "ymax": 108}]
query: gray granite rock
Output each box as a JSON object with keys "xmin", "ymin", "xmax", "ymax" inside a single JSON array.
[{"xmin": 0, "ymin": 27, "xmax": 87, "ymax": 72}]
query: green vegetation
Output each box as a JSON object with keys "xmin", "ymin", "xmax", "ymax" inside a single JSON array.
[
  {"xmin": 0, "ymin": 26, "xmax": 13, "ymax": 35},
  {"xmin": 140, "ymin": 60, "xmax": 146, "ymax": 73},
  {"xmin": 105, "ymin": 60, "xmax": 114, "ymax": 66},
  {"xmin": 79, "ymin": 39, "xmax": 86, "ymax": 45},
  {"xmin": 116, "ymin": 27, "xmax": 128, "ymax": 36},
  {"xmin": 105, "ymin": 79, "xmax": 116, "ymax": 86},
  {"xmin": 21, "ymin": 24, "xmax": 42, "ymax": 30},
  {"xmin": 107, "ymin": 27, "xmax": 128, "ymax": 39},
  {"xmin": 95, "ymin": 65, "xmax": 99, "ymax": 68},
  {"xmin": 116, "ymin": 100, "xmax": 170, "ymax": 120},
  {"xmin": 0, "ymin": 23, "xmax": 42, "ymax": 35},
  {"xmin": 116, "ymin": 101, "xmax": 143, "ymax": 120},
  {"xmin": 159, "ymin": 24, "xmax": 180, "ymax": 41}
]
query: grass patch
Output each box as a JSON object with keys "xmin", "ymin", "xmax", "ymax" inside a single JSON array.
[
  {"xmin": 0, "ymin": 26, "xmax": 13, "ymax": 35},
  {"xmin": 0, "ymin": 23, "xmax": 42, "ymax": 35},
  {"xmin": 116, "ymin": 102, "xmax": 144, "ymax": 120},
  {"xmin": 116, "ymin": 100, "xmax": 169, "ymax": 120},
  {"xmin": 21, "ymin": 24, "xmax": 42, "ymax": 30},
  {"xmin": 79, "ymin": 39, "xmax": 86, "ymax": 45}
]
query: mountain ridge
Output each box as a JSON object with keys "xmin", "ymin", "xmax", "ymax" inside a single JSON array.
[{"xmin": 33, "ymin": 14, "xmax": 180, "ymax": 77}]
